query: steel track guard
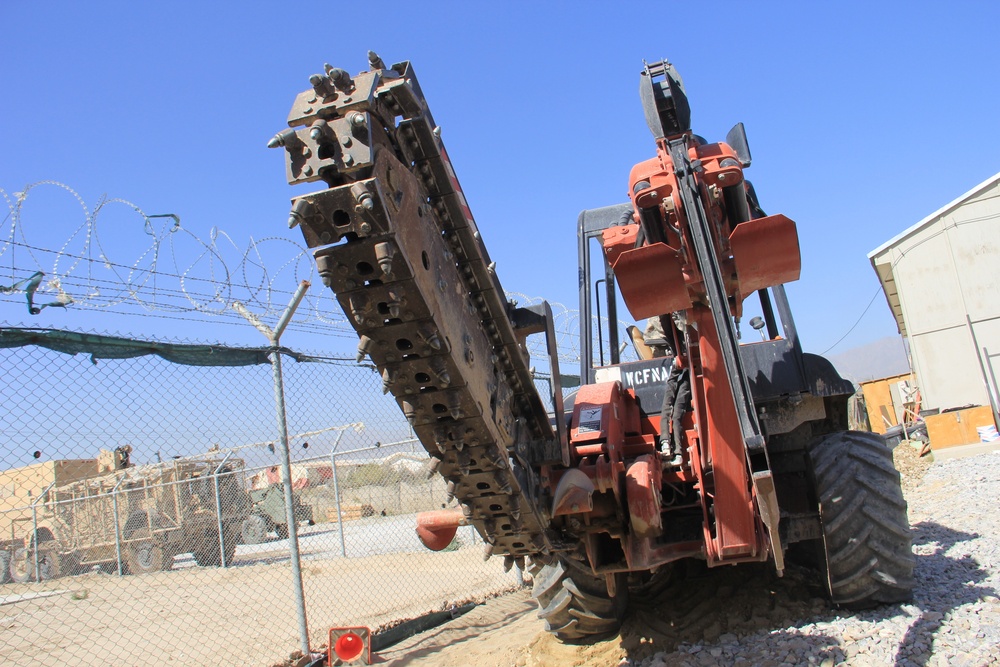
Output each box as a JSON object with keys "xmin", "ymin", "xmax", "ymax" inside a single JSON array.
[
  {"xmin": 603, "ymin": 225, "xmax": 692, "ymax": 320},
  {"xmin": 728, "ymin": 214, "xmax": 800, "ymax": 296}
]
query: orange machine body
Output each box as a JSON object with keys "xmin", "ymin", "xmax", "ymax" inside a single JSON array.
[{"xmin": 544, "ymin": 134, "xmax": 800, "ymax": 572}]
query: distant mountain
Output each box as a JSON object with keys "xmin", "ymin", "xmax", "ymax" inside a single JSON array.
[{"xmin": 824, "ymin": 336, "xmax": 911, "ymax": 385}]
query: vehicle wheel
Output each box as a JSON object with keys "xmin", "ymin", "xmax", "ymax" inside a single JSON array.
[
  {"xmin": 100, "ymin": 560, "xmax": 125, "ymax": 575},
  {"xmin": 9, "ymin": 548, "xmax": 32, "ymax": 583},
  {"xmin": 9, "ymin": 546, "xmax": 61, "ymax": 582},
  {"xmin": 807, "ymin": 430, "xmax": 914, "ymax": 607},
  {"xmin": 241, "ymin": 514, "xmax": 268, "ymax": 545},
  {"xmin": 531, "ymin": 556, "xmax": 628, "ymax": 642},
  {"xmin": 224, "ymin": 525, "xmax": 239, "ymax": 565},
  {"xmin": 0, "ymin": 550, "xmax": 11, "ymax": 584},
  {"xmin": 125, "ymin": 529, "xmax": 165, "ymax": 575},
  {"xmin": 194, "ymin": 527, "xmax": 238, "ymax": 567},
  {"xmin": 194, "ymin": 535, "xmax": 222, "ymax": 567},
  {"xmin": 275, "ymin": 523, "xmax": 289, "ymax": 540},
  {"xmin": 58, "ymin": 550, "xmax": 81, "ymax": 577}
]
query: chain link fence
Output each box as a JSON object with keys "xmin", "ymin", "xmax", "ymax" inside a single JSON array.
[{"xmin": 0, "ymin": 327, "xmax": 521, "ymax": 666}]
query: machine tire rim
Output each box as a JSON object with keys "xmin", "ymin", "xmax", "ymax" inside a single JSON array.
[
  {"xmin": 134, "ymin": 543, "xmax": 156, "ymax": 571},
  {"xmin": 127, "ymin": 529, "xmax": 163, "ymax": 574}
]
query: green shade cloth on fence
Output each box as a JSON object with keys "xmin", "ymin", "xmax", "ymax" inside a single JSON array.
[{"xmin": 0, "ymin": 327, "xmax": 309, "ymax": 367}]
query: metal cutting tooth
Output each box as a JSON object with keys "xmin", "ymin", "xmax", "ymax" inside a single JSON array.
[
  {"xmin": 427, "ymin": 455, "xmax": 443, "ymax": 478},
  {"xmin": 485, "ymin": 448, "xmax": 506, "ymax": 469},
  {"xmin": 508, "ymin": 495, "xmax": 521, "ymax": 521},
  {"xmin": 356, "ymin": 335, "xmax": 374, "ymax": 362},
  {"xmin": 457, "ymin": 450, "xmax": 472, "ymax": 475},
  {"xmin": 374, "ymin": 241, "xmax": 395, "ymax": 276},
  {"xmin": 482, "ymin": 519, "xmax": 497, "ymax": 542},
  {"xmin": 350, "ymin": 294, "xmax": 371, "ymax": 326},
  {"xmin": 381, "ymin": 368, "xmax": 396, "ymax": 394},
  {"xmin": 267, "ymin": 128, "xmax": 297, "ymax": 149},
  {"xmin": 432, "ymin": 427, "xmax": 448, "ymax": 453},
  {"xmin": 445, "ymin": 480, "xmax": 457, "ymax": 503},
  {"xmin": 288, "ymin": 199, "xmax": 313, "ymax": 229},
  {"xmin": 494, "ymin": 471, "xmax": 512, "ymax": 495},
  {"xmin": 402, "ymin": 401, "xmax": 417, "ymax": 425},
  {"xmin": 448, "ymin": 395, "xmax": 464, "ymax": 420},
  {"xmin": 387, "ymin": 290, "xmax": 403, "ymax": 318},
  {"xmin": 430, "ymin": 358, "xmax": 450, "ymax": 387},
  {"xmin": 417, "ymin": 325, "xmax": 442, "ymax": 350}
]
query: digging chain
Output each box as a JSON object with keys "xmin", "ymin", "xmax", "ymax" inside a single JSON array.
[{"xmin": 272, "ymin": 54, "xmax": 560, "ymax": 564}]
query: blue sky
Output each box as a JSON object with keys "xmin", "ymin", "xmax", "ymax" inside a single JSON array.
[{"xmin": 2, "ymin": 1, "xmax": 998, "ymax": 357}]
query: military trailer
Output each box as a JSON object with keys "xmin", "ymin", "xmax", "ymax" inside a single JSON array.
[{"xmin": 0, "ymin": 448, "xmax": 249, "ymax": 583}]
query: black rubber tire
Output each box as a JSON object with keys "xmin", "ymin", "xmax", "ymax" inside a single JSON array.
[
  {"xmin": 0, "ymin": 550, "xmax": 11, "ymax": 584},
  {"xmin": 531, "ymin": 557, "xmax": 628, "ymax": 642},
  {"xmin": 807, "ymin": 430, "xmax": 914, "ymax": 608},
  {"xmin": 59, "ymin": 550, "xmax": 81, "ymax": 577},
  {"xmin": 194, "ymin": 526, "xmax": 238, "ymax": 567},
  {"xmin": 194, "ymin": 532, "xmax": 222, "ymax": 567}
]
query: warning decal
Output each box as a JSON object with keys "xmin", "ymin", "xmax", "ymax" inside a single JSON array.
[{"xmin": 577, "ymin": 407, "xmax": 603, "ymax": 434}]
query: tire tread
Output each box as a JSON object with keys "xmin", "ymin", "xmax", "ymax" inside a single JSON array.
[
  {"xmin": 531, "ymin": 557, "xmax": 627, "ymax": 642},
  {"xmin": 808, "ymin": 430, "xmax": 914, "ymax": 608}
]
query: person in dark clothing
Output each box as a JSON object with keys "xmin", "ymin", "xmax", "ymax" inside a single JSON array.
[{"xmin": 659, "ymin": 356, "xmax": 692, "ymax": 467}]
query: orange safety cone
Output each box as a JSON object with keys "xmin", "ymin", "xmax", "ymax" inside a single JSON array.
[{"xmin": 328, "ymin": 626, "xmax": 371, "ymax": 665}]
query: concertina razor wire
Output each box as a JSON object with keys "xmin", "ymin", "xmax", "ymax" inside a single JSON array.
[{"xmin": 1, "ymin": 181, "xmax": 643, "ymax": 367}]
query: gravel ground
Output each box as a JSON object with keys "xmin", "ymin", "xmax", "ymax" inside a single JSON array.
[
  {"xmin": 384, "ymin": 444, "xmax": 1000, "ymax": 667},
  {"xmin": 625, "ymin": 446, "xmax": 1000, "ymax": 667}
]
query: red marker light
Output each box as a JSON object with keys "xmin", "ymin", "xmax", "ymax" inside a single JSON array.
[{"xmin": 328, "ymin": 626, "xmax": 371, "ymax": 665}]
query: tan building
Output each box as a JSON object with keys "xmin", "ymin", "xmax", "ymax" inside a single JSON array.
[{"xmin": 869, "ymin": 172, "xmax": 1000, "ymax": 420}]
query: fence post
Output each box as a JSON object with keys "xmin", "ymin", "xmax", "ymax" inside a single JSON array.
[
  {"xmin": 233, "ymin": 280, "xmax": 311, "ymax": 658},
  {"xmin": 212, "ymin": 451, "xmax": 235, "ymax": 568},
  {"xmin": 110, "ymin": 472, "xmax": 129, "ymax": 577},
  {"xmin": 30, "ymin": 482, "xmax": 55, "ymax": 582},
  {"xmin": 330, "ymin": 451, "xmax": 347, "ymax": 558}
]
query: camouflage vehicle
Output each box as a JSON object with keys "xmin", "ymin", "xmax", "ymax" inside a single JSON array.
[
  {"xmin": 240, "ymin": 483, "xmax": 315, "ymax": 544},
  {"xmin": 1, "ymin": 447, "xmax": 249, "ymax": 583}
]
